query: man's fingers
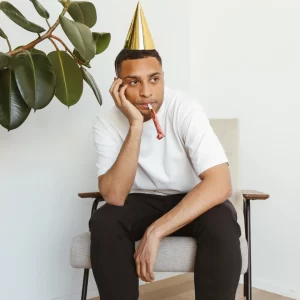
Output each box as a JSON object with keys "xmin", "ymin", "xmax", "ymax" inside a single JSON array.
[
  {"xmin": 141, "ymin": 262, "xmax": 149, "ymax": 282},
  {"xmin": 147, "ymin": 261, "xmax": 155, "ymax": 281},
  {"xmin": 119, "ymin": 84, "xmax": 128, "ymax": 104},
  {"xmin": 109, "ymin": 77, "xmax": 118, "ymax": 94},
  {"xmin": 110, "ymin": 79, "xmax": 121, "ymax": 106},
  {"xmin": 111, "ymin": 79, "xmax": 123, "ymax": 107},
  {"xmin": 136, "ymin": 260, "xmax": 141, "ymax": 280}
]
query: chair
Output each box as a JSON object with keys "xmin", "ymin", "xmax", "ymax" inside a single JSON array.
[{"xmin": 70, "ymin": 118, "xmax": 269, "ymax": 300}]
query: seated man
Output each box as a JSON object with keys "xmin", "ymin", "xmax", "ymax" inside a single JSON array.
[{"xmin": 89, "ymin": 3, "xmax": 241, "ymax": 300}]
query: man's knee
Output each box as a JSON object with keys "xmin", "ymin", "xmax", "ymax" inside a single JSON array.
[
  {"xmin": 89, "ymin": 204, "xmax": 125, "ymax": 238},
  {"xmin": 196, "ymin": 200, "xmax": 241, "ymax": 240}
]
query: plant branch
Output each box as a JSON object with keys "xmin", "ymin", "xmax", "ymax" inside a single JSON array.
[
  {"xmin": 6, "ymin": 0, "xmax": 71, "ymax": 56},
  {"xmin": 50, "ymin": 35, "xmax": 84, "ymax": 65}
]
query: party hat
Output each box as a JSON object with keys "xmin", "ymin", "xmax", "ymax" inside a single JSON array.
[{"xmin": 124, "ymin": 2, "xmax": 155, "ymax": 50}]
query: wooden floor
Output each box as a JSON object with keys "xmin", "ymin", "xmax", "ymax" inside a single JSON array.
[{"xmin": 89, "ymin": 273, "xmax": 295, "ymax": 300}]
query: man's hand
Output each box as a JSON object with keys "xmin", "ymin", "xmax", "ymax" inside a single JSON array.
[
  {"xmin": 109, "ymin": 78, "xmax": 143, "ymax": 126},
  {"xmin": 134, "ymin": 229, "xmax": 161, "ymax": 282}
]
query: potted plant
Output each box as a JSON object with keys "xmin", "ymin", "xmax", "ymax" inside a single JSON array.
[{"xmin": 0, "ymin": 0, "xmax": 111, "ymax": 131}]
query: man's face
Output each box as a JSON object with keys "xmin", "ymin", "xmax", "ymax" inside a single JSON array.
[{"xmin": 118, "ymin": 57, "xmax": 164, "ymax": 122}]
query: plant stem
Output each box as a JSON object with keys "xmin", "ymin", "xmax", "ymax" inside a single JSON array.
[
  {"xmin": 6, "ymin": 38, "xmax": 12, "ymax": 51},
  {"xmin": 48, "ymin": 37, "xmax": 59, "ymax": 51},
  {"xmin": 46, "ymin": 19, "xmax": 51, "ymax": 29},
  {"xmin": 51, "ymin": 35, "xmax": 84, "ymax": 65},
  {"xmin": 6, "ymin": 1, "xmax": 71, "ymax": 56}
]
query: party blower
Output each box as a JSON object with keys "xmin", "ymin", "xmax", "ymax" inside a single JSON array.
[{"xmin": 148, "ymin": 104, "xmax": 165, "ymax": 140}]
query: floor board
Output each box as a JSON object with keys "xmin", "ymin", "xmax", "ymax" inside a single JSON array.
[{"xmin": 89, "ymin": 273, "xmax": 295, "ymax": 300}]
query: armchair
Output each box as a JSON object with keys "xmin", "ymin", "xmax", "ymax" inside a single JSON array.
[{"xmin": 70, "ymin": 119, "xmax": 270, "ymax": 300}]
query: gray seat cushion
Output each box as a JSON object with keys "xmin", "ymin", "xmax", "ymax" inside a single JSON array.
[{"xmin": 70, "ymin": 232, "xmax": 248, "ymax": 274}]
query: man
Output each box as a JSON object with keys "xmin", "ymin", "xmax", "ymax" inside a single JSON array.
[{"xmin": 89, "ymin": 3, "xmax": 242, "ymax": 300}]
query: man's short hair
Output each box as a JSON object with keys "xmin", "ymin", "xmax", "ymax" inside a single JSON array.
[{"xmin": 114, "ymin": 49, "xmax": 162, "ymax": 75}]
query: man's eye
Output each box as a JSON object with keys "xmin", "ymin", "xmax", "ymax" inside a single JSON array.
[
  {"xmin": 151, "ymin": 77, "xmax": 159, "ymax": 82},
  {"xmin": 129, "ymin": 80, "xmax": 138, "ymax": 85}
]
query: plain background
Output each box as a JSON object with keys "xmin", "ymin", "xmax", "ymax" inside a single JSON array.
[{"xmin": 0, "ymin": 0, "xmax": 299, "ymax": 299}]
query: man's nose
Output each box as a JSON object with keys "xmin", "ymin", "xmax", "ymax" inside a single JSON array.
[{"xmin": 140, "ymin": 84, "xmax": 152, "ymax": 98}]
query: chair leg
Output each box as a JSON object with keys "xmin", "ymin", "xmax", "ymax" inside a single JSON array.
[
  {"xmin": 81, "ymin": 198, "xmax": 100, "ymax": 300},
  {"xmin": 244, "ymin": 199, "xmax": 252, "ymax": 300},
  {"xmin": 244, "ymin": 272, "xmax": 248, "ymax": 297},
  {"xmin": 81, "ymin": 269, "xmax": 89, "ymax": 300}
]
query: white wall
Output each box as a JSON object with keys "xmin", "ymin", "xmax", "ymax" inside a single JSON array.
[
  {"xmin": 0, "ymin": 0, "xmax": 190, "ymax": 299},
  {"xmin": 2, "ymin": 0, "xmax": 299, "ymax": 299},
  {"xmin": 189, "ymin": 0, "xmax": 300, "ymax": 298}
]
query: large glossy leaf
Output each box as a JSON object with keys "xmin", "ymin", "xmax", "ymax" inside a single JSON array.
[
  {"xmin": 11, "ymin": 50, "xmax": 56, "ymax": 111},
  {"xmin": 59, "ymin": 15, "xmax": 95, "ymax": 62},
  {"xmin": 81, "ymin": 67, "xmax": 102, "ymax": 105},
  {"xmin": 29, "ymin": 48, "xmax": 46, "ymax": 55},
  {"xmin": 73, "ymin": 48, "xmax": 91, "ymax": 68},
  {"xmin": 0, "ymin": 53, "xmax": 11, "ymax": 70},
  {"xmin": 59, "ymin": 0, "xmax": 97, "ymax": 28},
  {"xmin": 30, "ymin": 0, "xmax": 50, "ymax": 19},
  {"xmin": 0, "ymin": 69, "xmax": 31, "ymax": 131},
  {"xmin": 0, "ymin": 27, "xmax": 7, "ymax": 39},
  {"xmin": 93, "ymin": 32, "xmax": 111, "ymax": 55},
  {"xmin": 0, "ymin": 1, "xmax": 45, "ymax": 33},
  {"xmin": 47, "ymin": 51, "xmax": 83, "ymax": 107}
]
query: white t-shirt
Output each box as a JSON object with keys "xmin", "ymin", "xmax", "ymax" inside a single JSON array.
[{"xmin": 92, "ymin": 87, "xmax": 228, "ymax": 196}]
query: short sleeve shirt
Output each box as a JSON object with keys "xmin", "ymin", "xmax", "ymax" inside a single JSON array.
[{"xmin": 92, "ymin": 87, "xmax": 228, "ymax": 195}]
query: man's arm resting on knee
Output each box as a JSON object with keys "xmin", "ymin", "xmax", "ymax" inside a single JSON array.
[
  {"xmin": 98, "ymin": 123, "xmax": 143, "ymax": 206},
  {"xmin": 146, "ymin": 163, "xmax": 232, "ymax": 238}
]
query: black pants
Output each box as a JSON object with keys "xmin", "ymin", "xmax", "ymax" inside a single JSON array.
[{"xmin": 89, "ymin": 193, "xmax": 242, "ymax": 300}]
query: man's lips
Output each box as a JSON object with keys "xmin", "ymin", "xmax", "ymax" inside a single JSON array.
[{"xmin": 136, "ymin": 102, "xmax": 156, "ymax": 110}]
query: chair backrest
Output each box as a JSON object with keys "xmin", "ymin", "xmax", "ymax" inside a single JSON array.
[{"xmin": 209, "ymin": 118, "xmax": 245, "ymax": 237}]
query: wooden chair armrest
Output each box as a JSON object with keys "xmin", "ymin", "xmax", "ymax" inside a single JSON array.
[
  {"xmin": 78, "ymin": 192, "xmax": 103, "ymax": 199},
  {"xmin": 242, "ymin": 190, "xmax": 270, "ymax": 200}
]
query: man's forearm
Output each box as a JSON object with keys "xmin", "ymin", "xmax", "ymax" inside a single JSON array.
[
  {"xmin": 147, "ymin": 168, "xmax": 232, "ymax": 238},
  {"xmin": 99, "ymin": 123, "xmax": 143, "ymax": 205}
]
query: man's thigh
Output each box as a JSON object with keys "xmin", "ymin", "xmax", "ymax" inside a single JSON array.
[
  {"xmin": 89, "ymin": 193, "xmax": 185, "ymax": 241},
  {"xmin": 170, "ymin": 199, "xmax": 240, "ymax": 238}
]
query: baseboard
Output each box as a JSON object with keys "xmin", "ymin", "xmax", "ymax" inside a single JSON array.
[
  {"xmin": 49, "ymin": 288, "xmax": 99, "ymax": 300},
  {"xmin": 239, "ymin": 275, "xmax": 299, "ymax": 299}
]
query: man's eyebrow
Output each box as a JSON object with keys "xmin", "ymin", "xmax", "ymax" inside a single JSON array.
[
  {"xmin": 149, "ymin": 72, "xmax": 161, "ymax": 77},
  {"xmin": 123, "ymin": 72, "xmax": 162, "ymax": 80}
]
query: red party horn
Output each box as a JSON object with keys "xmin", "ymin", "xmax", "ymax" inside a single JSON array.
[{"xmin": 148, "ymin": 104, "xmax": 165, "ymax": 140}]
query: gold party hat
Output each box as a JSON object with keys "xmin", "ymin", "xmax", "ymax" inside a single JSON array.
[{"xmin": 124, "ymin": 2, "xmax": 155, "ymax": 50}]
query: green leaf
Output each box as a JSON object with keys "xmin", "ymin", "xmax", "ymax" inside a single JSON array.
[
  {"xmin": 11, "ymin": 50, "xmax": 56, "ymax": 111},
  {"xmin": 73, "ymin": 48, "xmax": 91, "ymax": 67},
  {"xmin": 14, "ymin": 46, "xmax": 24, "ymax": 51},
  {"xmin": 0, "ymin": 68, "xmax": 31, "ymax": 131},
  {"xmin": 93, "ymin": 32, "xmax": 111, "ymax": 55},
  {"xmin": 0, "ymin": 27, "xmax": 7, "ymax": 39},
  {"xmin": 0, "ymin": 1, "xmax": 46, "ymax": 33},
  {"xmin": 81, "ymin": 67, "xmax": 102, "ymax": 105},
  {"xmin": 59, "ymin": 15, "xmax": 95, "ymax": 62},
  {"xmin": 59, "ymin": 0, "xmax": 97, "ymax": 28},
  {"xmin": 29, "ymin": 0, "xmax": 50, "ymax": 19},
  {"xmin": 0, "ymin": 53, "xmax": 11, "ymax": 70},
  {"xmin": 29, "ymin": 48, "xmax": 46, "ymax": 55},
  {"xmin": 47, "ymin": 51, "xmax": 83, "ymax": 107}
]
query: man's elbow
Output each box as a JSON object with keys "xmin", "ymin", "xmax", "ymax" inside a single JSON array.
[
  {"xmin": 222, "ymin": 181, "xmax": 232, "ymax": 201},
  {"xmin": 99, "ymin": 188, "xmax": 127, "ymax": 206},
  {"xmin": 103, "ymin": 192, "xmax": 127, "ymax": 206},
  {"xmin": 98, "ymin": 177, "xmax": 127, "ymax": 206},
  {"xmin": 225, "ymin": 186, "xmax": 232, "ymax": 199}
]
